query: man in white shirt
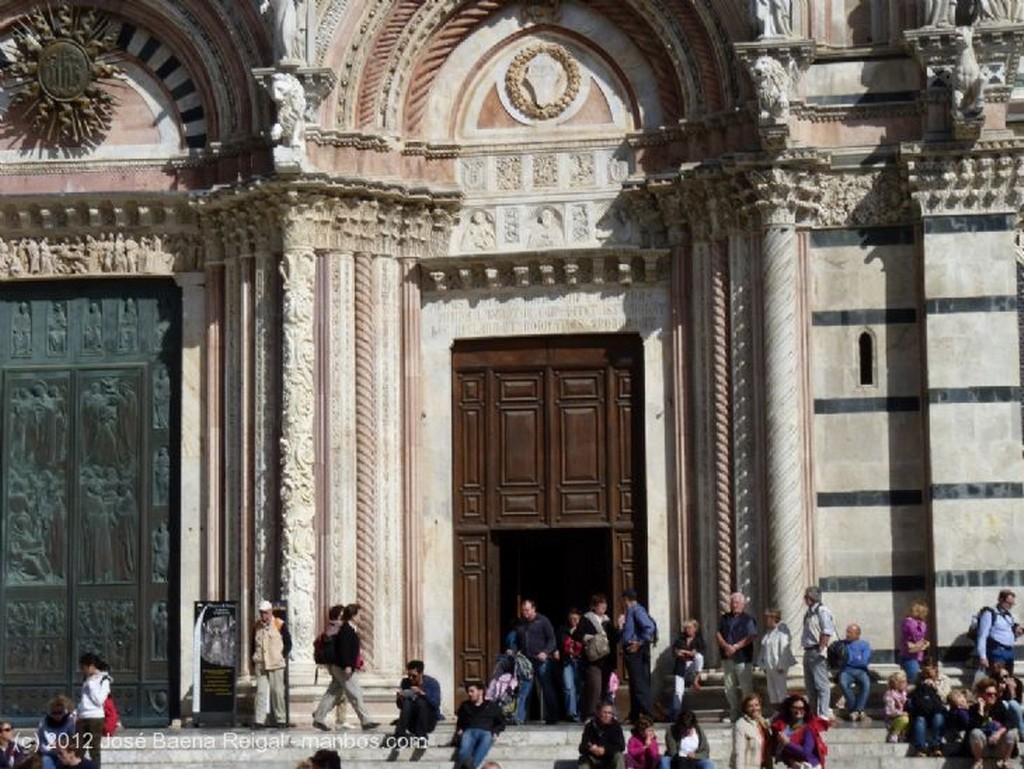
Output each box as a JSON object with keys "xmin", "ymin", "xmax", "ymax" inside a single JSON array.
[{"xmin": 801, "ymin": 586, "xmax": 836, "ymax": 720}]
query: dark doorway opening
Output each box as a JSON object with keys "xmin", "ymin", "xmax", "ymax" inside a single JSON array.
[{"xmin": 496, "ymin": 527, "xmax": 612, "ymax": 643}]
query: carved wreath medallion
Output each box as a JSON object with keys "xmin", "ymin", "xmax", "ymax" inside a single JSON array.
[
  {"xmin": 1, "ymin": 7, "xmax": 122, "ymax": 146},
  {"xmin": 505, "ymin": 43, "xmax": 581, "ymax": 121}
]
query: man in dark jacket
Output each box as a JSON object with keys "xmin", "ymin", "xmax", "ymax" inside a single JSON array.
[
  {"xmin": 396, "ymin": 659, "xmax": 443, "ymax": 738},
  {"xmin": 578, "ymin": 702, "xmax": 625, "ymax": 769},
  {"xmin": 454, "ymin": 680, "xmax": 505, "ymax": 769},
  {"xmin": 508, "ymin": 599, "xmax": 559, "ymax": 724}
]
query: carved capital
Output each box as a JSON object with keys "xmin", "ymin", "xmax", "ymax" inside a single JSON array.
[{"xmin": 903, "ymin": 144, "xmax": 1024, "ymax": 216}]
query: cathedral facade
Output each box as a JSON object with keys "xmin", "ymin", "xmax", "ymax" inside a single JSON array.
[{"xmin": 0, "ymin": 0, "xmax": 1022, "ymax": 723}]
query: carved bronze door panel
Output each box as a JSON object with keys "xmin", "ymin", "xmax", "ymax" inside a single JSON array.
[{"xmin": 0, "ymin": 281, "xmax": 180, "ymax": 726}]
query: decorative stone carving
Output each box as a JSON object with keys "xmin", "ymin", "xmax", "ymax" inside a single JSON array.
[
  {"xmin": 948, "ymin": 27, "xmax": 986, "ymax": 120},
  {"xmin": 269, "ymin": 72, "xmax": 307, "ymax": 148},
  {"xmin": 528, "ymin": 207, "xmax": 565, "ymax": 247},
  {"xmin": 921, "ymin": 0, "xmax": 957, "ymax": 27},
  {"xmin": 261, "ymin": 0, "xmax": 302, "ymax": 63},
  {"xmin": 505, "ymin": 44, "xmax": 581, "ymax": 121},
  {"xmin": 570, "ymin": 153, "xmax": 596, "ymax": 186},
  {"xmin": 755, "ymin": 0, "xmax": 793, "ymax": 38},
  {"xmin": 461, "ymin": 157, "xmax": 486, "ymax": 190},
  {"xmin": 978, "ymin": 0, "xmax": 1024, "ymax": 23},
  {"xmin": 497, "ymin": 156, "xmax": 522, "ymax": 190},
  {"xmin": 0, "ymin": 6, "xmax": 122, "ymax": 146},
  {"xmin": 533, "ymin": 154, "xmax": 559, "ymax": 188},
  {"xmin": 905, "ymin": 149, "xmax": 1024, "ymax": 215},
  {"xmin": 460, "ymin": 210, "xmax": 496, "ymax": 252},
  {"xmin": 750, "ymin": 56, "xmax": 791, "ymax": 123},
  {"xmin": 419, "ymin": 250, "xmax": 668, "ymax": 292}
]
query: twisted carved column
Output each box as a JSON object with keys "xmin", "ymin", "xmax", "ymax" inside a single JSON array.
[
  {"xmin": 279, "ymin": 214, "xmax": 319, "ymax": 666},
  {"xmin": 353, "ymin": 251, "xmax": 378, "ymax": 664},
  {"xmin": 710, "ymin": 242, "xmax": 733, "ymax": 612},
  {"xmin": 761, "ymin": 221, "xmax": 808, "ymax": 634}
]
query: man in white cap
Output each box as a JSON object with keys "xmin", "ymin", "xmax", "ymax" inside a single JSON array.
[{"xmin": 252, "ymin": 600, "xmax": 292, "ymax": 727}]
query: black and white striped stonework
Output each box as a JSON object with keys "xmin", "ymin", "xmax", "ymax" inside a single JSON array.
[{"xmin": 115, "ymin": 21, "xmax": 207, "ymax": 149}]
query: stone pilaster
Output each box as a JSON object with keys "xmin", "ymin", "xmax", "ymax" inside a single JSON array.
[
  {"xmin": 279, "ymin": 210, "xmax": 319, "ymax": 677},
  {"xmin": 905, "ymin": 146, "xmax": 1024, "ymax": 652}
]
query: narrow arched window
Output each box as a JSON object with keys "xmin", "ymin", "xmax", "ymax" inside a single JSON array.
[{"xmin": 858, "ymin": 331, "xmax": 875, "ymax": 386}]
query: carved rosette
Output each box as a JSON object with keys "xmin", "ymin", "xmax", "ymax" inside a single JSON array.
[{"xmin": 279, "ymin": 212, "xmax": 318, "ymax": 664}]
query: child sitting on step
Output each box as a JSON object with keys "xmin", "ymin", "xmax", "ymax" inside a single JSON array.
[{"xmin": 884, "ymin": 670, "xmax": 910, "ymax": 743}]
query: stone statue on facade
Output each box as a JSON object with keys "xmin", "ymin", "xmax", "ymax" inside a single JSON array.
[
  {"xmin": 750, "ymin": 56, "xmax": 791, "ymax": 122},
  {"xmin": 260, "ymin": 0, "xmax": 302, "ymax": 63},
  {"xmin": 269, "ymin": 71, "xmax": 306, "ymax": 148},
  {"xmin": 921, "ymin": 0, "xmax": 957, "ymax": 26},
  {"xmin": 977, "ymin": 0, "xmax": 1024, "ymax": 22},
  {"xmin": 948, "ymin": 26, "xmax": 986, "ymax": 118},
  {"xmin": 755, "ymin": 0, "xmax": 793, "ymax": 38}
]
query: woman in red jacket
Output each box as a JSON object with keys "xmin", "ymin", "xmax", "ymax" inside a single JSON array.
[{"xmin": 770, "ymin": 694, "xmax": 829, "ymax": 768}]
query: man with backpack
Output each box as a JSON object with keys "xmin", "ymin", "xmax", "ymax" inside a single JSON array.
[{"xmin": 976, "ymin": 590, "xmax": 1024, "ymax": 674}]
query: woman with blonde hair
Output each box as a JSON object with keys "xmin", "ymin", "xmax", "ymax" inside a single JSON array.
[
  {"xmin": 898, "ymin": 601, "xmax": 930, "ymax": 682},
  {"xmin": 669, "ymin": 618, "xmax": 705, "ymax": 720},
  {"xmin": 731, "ymin": 693, "xmax": 770, "ymax": 769}
]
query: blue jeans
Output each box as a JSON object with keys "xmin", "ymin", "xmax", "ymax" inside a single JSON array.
[
  {"xmin": 839, "ymin": 667, "xmax": 871, "ymax": 713},
  {"xmin": 911, "ymin": 712, "xmax": 945, "ymax": 749},
  {"xmin": 457, "ymin": 728, "xmax": 494, "ymax": 769},
  {"xmin": 660, "ymin": 758, "xmax": 714, "ymax": 769},
  {"xmin": 988, "ymin": 643, "xmax": 1016, "ymax": 673},
  {"xmin": 562, "ymin": 658, "xmax": 581, "ymax": 720},
  {"xmin": 900, "ymin": 657, "xmax": 921, "ymax": 683},
  {"xmin": 516, "ymin": 658, "xmax": 558, "ymax": 723}
]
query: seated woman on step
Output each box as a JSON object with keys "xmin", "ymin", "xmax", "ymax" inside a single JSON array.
[{"xmin": 770, "ymin": 694, "xmax": 828, "ymax": 769}]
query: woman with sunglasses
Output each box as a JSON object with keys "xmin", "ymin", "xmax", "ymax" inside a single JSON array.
[
  {"xmin": 988, "ymin": 662, "xmax": 1024, "ymax": 734},
  {"xmin": 967, "ymin": 678, "xmax": 1018, "ymax": 769},
  {"xmin": 0, "ymin": 721, "xmax": 23, "ymax": 768},
  {"xmin": 769, "ymin": 694, "xmax": 829, "ymax": 768}
]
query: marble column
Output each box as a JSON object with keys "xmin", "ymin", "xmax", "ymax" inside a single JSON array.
[
  {"xmin": 761, "ymin": 219, "xmax": 810, "ymax": 636},
  {"xmin": 279, "ymin": 213, "xmax": 319, "ymax": 677}
]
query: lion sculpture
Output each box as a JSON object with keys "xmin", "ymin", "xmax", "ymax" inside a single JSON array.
[
  {"xmin": 269, "ymin": 72, "xmax": 306, "ymax": 148},
  {"xmin": 951, "ymin": 26, "xmax": 985, "ymax": 119},
  {"xmin": 751, "ymin": 55, "xmax": 790, "ymax": 123}
]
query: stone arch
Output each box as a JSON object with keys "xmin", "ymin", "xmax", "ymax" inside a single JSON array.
[
  {"xmin": 328, "ymin": 0, "xmax": 746, "ymax": 134},
  {"xmin": 0, "ymin": 0, "xmax": 266, "ymax": 147}
]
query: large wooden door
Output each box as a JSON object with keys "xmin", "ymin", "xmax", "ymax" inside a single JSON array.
[
  {"xmin": 452, "ymin": 335, "xmax": 645, "ymax": 687},
  {"xmin": 0, "ymin": 280, "xmax": 180, "ymax": 726}
]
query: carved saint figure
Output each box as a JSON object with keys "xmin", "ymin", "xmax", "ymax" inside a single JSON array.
[
  {"xmin": 154, "ymin": 446, "xmax": 171, "ymax": 505},
  {"xmin": 152, "ymin": 521, "xmax": 170, "ymax": 582},
  {"xmin": 528, "ymin": 207, "xmax": 565, "ymax": 248},
  {"xmin": 83, "ymin": 301, "xmax": 103, "ymax": 352},
  {"xmin": 47, "ymin": 302, "xmax": 67, "ymax": 356},
  {"xmin": 461, "ymin": 210, "xmax": 496, "ymax": 251},
  {"xmin": 260, "ymin": 0, "xmax": 301, "ymax": 63},
  {"xmin": 117, "ymin": 298, "xmax": 138, "ymax": 352},
  {"xmin": 12, "ymin": 302, "xmax": 32, "ymax": 357},
  {"xmin": 921, "ymin": 0, "xmax": 957, "ymax": 26},
  {"xmin": 152, "ymin": 601, "xmax": 169, "ymax": 661},
  {"xmin": 750, "ymin": 55, "xmax": 791, "ymax": 123},
  {"xmin": 269, "ymin": 72, "xmax": 306, "ymax": 148},
  {"xmin": 756, "ymin": 0, "xmax": 793, "ymax": 38},
  {"xmin": 153, "ymin": 366, "xmax": 171, "ymax": 429}
]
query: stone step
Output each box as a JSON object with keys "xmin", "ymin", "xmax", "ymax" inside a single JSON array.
[{"xmin": 96, "ymin": 721, "xmax": 976, "ymax": 767}]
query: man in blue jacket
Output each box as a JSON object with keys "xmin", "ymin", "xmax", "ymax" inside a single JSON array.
[
  {"xmin": 838, "ymin": 623, "xmax": 872, "ymax": 721},
  {"xmin": 617, "ymin": 588, "xmax": 656, "ymax": 724}
]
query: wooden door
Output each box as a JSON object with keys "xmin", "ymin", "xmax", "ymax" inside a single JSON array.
[{"xmin": 452, "ymin": 335, "xmax": 645, "ymax": 689}]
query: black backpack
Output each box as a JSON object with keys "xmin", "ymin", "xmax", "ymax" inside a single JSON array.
[
  {"xmin": 313, "ymin": 631, "xmax": 336, "ymax": 665},
  {"xmin": 826, "ymin": 639, "xmax": 848, "ymax": 670}
]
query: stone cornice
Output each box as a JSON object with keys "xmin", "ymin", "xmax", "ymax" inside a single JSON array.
[
  {"xmin": 418, "ymin": 248, "xmax": 669, "ymax": 294},
  {"xmin": 901, "ymin": 140, "xmax": 1024, "ymax": 217}
]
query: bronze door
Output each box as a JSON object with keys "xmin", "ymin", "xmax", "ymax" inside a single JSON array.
[
  {"xmin": 0, "ymin": 281, "xmax": 180, "ymax": 725},
  {"xmin": 452, "ymin": 335, "xmax": 645, "ymax": 687}
]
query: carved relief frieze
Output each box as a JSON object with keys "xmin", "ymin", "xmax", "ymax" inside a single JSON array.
[{"xmin": 458, "ymin": 148, "xmax": 633, "ymax": 195}]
